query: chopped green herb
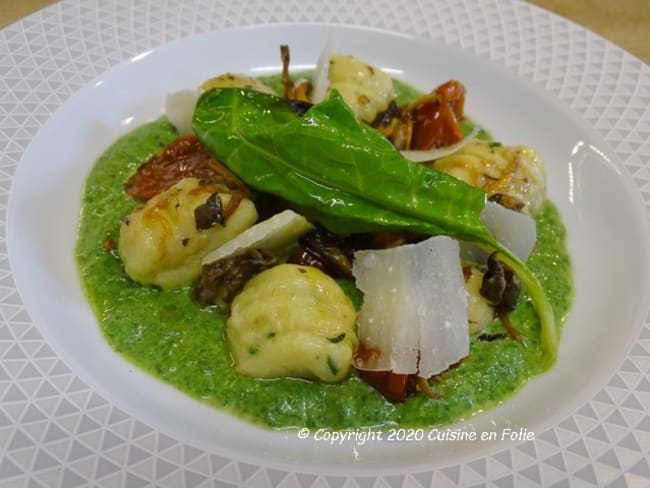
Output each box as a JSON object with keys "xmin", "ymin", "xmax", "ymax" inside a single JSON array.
[
  {"xmin": 328, "ymin": 333, "xmax": 346, "ymax": 344},
  {"xmin": 459, "ymin": 118, "xmax": 474, "ymax": 137},
  {"xmin": 327, "ymin": 356, "xmax": 339, "ymax": 376},
  {"xmin": 267, "ymin": 332, "xmax": 276, "ymax": 339},
  {"xmin": 476, "ymin": 128, "xmax": 492, "ymax": 141},
  {"xmin": 248, "ymin": 345, "xmax": 258, "ymax": 355}
]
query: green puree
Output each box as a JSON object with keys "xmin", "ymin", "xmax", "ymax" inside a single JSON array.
[{"xmin": 76, "ymin": 81, "xmax": 573, "ymax": 430}]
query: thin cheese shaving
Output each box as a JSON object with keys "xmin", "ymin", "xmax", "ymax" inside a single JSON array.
[{"xmin": 353, "ymin": 236, "xmax": 469, "ymax": 377}]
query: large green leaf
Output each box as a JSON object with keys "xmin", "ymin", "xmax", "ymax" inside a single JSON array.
[
  {"xmin": 193, "ymin": 89, "xmax": 489, "ymax": 239},
  {"xmin": 192, "ymin": 88, "xmax": 557, "ymax": 367}
]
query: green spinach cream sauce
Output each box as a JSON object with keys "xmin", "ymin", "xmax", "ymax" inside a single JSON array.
[{"xmin": 76, "ymin": 78, "xmax": 572, "ymax": 429}]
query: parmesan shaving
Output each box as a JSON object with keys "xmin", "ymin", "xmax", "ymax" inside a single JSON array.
[
  {"xmin": 461, "ymin": 201, "xmax": 537, "ymax": 263},
  {"xmin": 202, "ymin": 209, "xmax": 313, "ymax": 265},
  {"xmin": 310, "ymin": 34, "xmax": 331, "ymax": 104},
  {"xmin": 400, "ymin": 126, "xmax": 479, "ymax": 163},
  {"xmin": 165, "ymin": 89, "xmax": 200, "ymax": 135},
  {"xmin": 481, "ymin": 201, "xmax": 537, "ymax": 261},
  {"xmin": 353, "ymin": 236, "xmax": 469, "ymax": 377}
]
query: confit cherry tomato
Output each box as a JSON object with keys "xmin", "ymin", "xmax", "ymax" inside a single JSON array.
[
  {"xmin": 356, "ymin": 369, "xmax": 414, "ymax": 403},
  {"xmin": 124, "ymin": 135, "xmax": 246, "ymax": 201},
  {"xmin": 410, "ymin": 80, "xmax": 466, "ymax": 150}
]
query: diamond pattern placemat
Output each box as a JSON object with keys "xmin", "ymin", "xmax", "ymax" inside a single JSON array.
[{"xmin": 1, "ymin": 0, "xmax": 649, "ymax": 486}]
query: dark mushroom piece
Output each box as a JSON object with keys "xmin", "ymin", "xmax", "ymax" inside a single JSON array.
[
  {"xmin": 194, "ymin": 193, "xmax": 225, "ymax": 231},
  {"xmin": 288, "ymin": 227, "xmax": 354, "ymax": 278},
  {"xmin": 286, "ymin": 99, "xmax": 313, "ymax": 116},
  {"xmin": 192, "ymin": 249, "xmax": 278, "ymax": 311},
  {"xmin": 488, "ymin": 193, "xmax": 525, "ymax": 212},
  {"xmin": 480, "ymin": 252, "xmax": 523, "ymax": 341}
]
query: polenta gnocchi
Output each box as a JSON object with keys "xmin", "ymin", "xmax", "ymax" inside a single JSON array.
[
  {"xmin": 119, "ymin": 177, "xmax": 257, "ymax": 289},
  {"xmin": 227, "ymin": 264, "xmax": 357, "ymax": 382}
]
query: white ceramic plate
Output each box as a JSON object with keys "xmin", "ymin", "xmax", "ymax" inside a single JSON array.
[{"xmin": 3, "ymin": 1, "xmax": 650, "ymax": 486}]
